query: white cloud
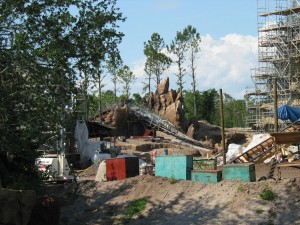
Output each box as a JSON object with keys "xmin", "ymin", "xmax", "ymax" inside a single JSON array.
[
  {"xmin": 194, "ymin": 34, "xmax": 258, "ymax": 98},
  {"xmin": 131, "ymin": 59, "xmax": 146, "ymax": 78},
  {"xmin": 129, "ymin": 33, "xmax": 258, "ymax": 99}
]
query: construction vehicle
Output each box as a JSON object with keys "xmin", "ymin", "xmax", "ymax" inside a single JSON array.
[{"xmin": 36, "ymin": 154, "xmax": 76, "ymax": 183}]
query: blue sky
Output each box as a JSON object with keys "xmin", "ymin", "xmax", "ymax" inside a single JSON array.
[{"xmin": 113, "ymin": 0, "xmax": 259, "ymax": 99}]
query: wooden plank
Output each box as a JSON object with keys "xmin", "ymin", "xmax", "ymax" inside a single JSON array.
[{"xmin": 270, "ymin": 132, "xmax": 300, "ymax": 144}]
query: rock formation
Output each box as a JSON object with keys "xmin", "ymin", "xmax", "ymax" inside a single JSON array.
[
  {"xmin": 187, "ymin": 120, "xmax": 222, "ymax": 144},
  {"xmin": 148, "ymin": 77, "xmax": 184, "ymax": 129},
  {"xmin": 0, "ymin": 189, "xmax": 36, "ymax": 225},
  {"xmin": 103, "ymin": 105, "xmax": 130, "ymax": 135}
]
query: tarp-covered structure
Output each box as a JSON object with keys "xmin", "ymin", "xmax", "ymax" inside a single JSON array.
[
  {"xmin": 278, "ymin": 105, "xmax": 300, "ymax": 122},
  {"xmin": 74, "ymin": 120, "xmax": 111, "ymax": 164}
]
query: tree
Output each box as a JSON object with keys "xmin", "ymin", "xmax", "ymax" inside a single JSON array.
[
  {"xmin": 0, "ymin": 0, "xmax": 125, "ymax": 189},
  {"xmin": 183, "ymin": 90, "xmax": 202, "ymax": 121},
  {"xmin": 184, "ymin": 89, "xmax": 246, "ymax": 127},
  {"xmin": 101, "ymin": 90, "xmax": 115, "ymax": 108},
  {"xmin": 107, "ymin": 56, "xmax": 123, "ymax": 104},
  {"xmin": 168, "ymin": 28, "xmax": 190, "ymax": 94},
  {"xmin": 223, "ymin": 94, "xmax": 246, "ymax": 128},
  {"xmin": 95, "ymin": 66, "xmax": 106, "ymax": 118},
  {"xmin": 185, "ymin": 25, "xmax": 201, "ymax": 117},
  {"xmin": 144, "ymin": 33, "xmax": 172, "ymax": 93},
  {"xmin": 118, "ymin": 65, "xmax": 136, "ymax": 101},
  {"xmin": 71, "ymin": 0, "xmax": 125, "ymax": 120},
  {"xmin": 132, "ymin": 93, "xmax": 143, "ymax": 105}
]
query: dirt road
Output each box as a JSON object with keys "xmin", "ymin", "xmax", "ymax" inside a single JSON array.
[{"xmin": 46, "ymin": 163, "xmax": 300, "ymax": 225}]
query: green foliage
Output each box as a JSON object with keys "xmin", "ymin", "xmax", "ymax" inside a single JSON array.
[
  {"xmin": 124, "ymin": 198, "xmax": 147, "ymax": 223},
  {"xmin": 118, "ymin": 65, "xmax": 136, "ymax": 100},
  {"xmin": 6, "ymin": 169, "xmax": 46, "ymax": 194},
  {"xmin": 237, "ymin": 183, "xmax": 245, "ymax": 192},
  {"xmin": 255, "ymin": 209, "xmax": 264, "ymax": 214},
  {"xmin": 168, "ymin": 28, "xmax": 190, "ymax": 94},
  {"xmin": 183, "ymin": 88, "xmax": 219, "ymax": 124},
  {"xmin": 0, "ymin": 0, "xmax": 125, "ymax": 189},
  {"xmin": 132, "ymin": 93, "xmax": 143, "ymax": 105},
  {"xmin": 183, "ymin": 89, "xmax": 246, "ymax": 127},
  {"xmin": 259, "ymin": 188, "xmax": 275, "ymax": 201},
  {"xmin": 144, "ymin": 33, "xmax": 172, "ymax": 90},
  {"xmin": 183, "ymin": 90, "xmax": 202, "ymax": 121},
  {"xmin": 223, "ymin": 94, "xmax": 246, "ymax": 128},
  {"xmin": 168, "ymin": 176, "xmax": 178, "ymax": 184}
]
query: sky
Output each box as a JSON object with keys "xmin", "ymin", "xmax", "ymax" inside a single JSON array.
[{"xmin": 112, "ymin": 0, "xmax": 259, "ymax": 99}]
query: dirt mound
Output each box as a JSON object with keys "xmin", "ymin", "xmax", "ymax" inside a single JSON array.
[{"xmin": 47, "ymin": 170, "xmax": 300, "ymax": 225}]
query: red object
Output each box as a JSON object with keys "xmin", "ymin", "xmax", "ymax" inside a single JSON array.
[
  {"xmin": 106, "ymin": 157, "xmax": 139, "ymax": 181},
  {"xmin": 152, "ymin": 151, "xmax": 157, "ymax": 157}
]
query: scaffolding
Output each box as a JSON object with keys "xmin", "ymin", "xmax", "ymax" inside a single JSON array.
[{"xmin": 246, "ymin": 0, "xmax": 300, "ymax": 131}]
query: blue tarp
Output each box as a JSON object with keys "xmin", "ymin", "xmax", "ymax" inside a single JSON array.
[{"xmin": 278, "ymin": 105, "xmax": 300, "ymax": 122}]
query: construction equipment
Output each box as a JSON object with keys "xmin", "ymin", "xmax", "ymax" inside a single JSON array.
[
  {"xmin": 36, "ymin": 154, "xmax": 76, "ymax": 183},
  {"xmin": 230, "ymin": 120, "xmax": 300, "ymax": 164},
  {"xmin": 129, "ymin": 104, "xmax": 210, "ymax": 149}
]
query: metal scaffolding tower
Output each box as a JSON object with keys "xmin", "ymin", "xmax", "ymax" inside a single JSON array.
[{"xmin": 246, "ymin": 0, "xmax": 300, "ymax": 131}]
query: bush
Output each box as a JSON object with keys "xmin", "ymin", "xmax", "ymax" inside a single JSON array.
[
  {"xmin": 237, "ymin": 183, "xmax": 245, "ymax": 192},
  {"xmin": 255, "ymin": 209, "xmax": 264, "ymax": 214},
  {"xmin": 168, "ymin": 176, "xmax": 177, "ymax": 184},
  {"xmin": 124, "ymin": 198, "xmax": 147, "ymax": 223},
  {"xmin": 259, "ymin": 188, "xmax": 275, "ymax": 201}
]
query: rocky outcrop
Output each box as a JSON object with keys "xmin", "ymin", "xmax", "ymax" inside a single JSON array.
[
  {"xmin": 0, "ymin": 189, "xmax": 60, "ymax": 225},
  {"xmin": 187, "ymin": 120, "xmax": 222, "ymax": 144},
  {"xmin": 148, "ymin": 77, "xmax": 184, "ymax": 129},
  {"xmin": 156, "ymin": 77, "xmax": 169, "ymax": 95},
  {"xmin": 0, "ymin": 188, "xmax": 36, "ymax": 225},
  {"xmin": 186, "ymin": 124, "xmax": 196, "ymax": 139},
  {"xmin": 103, "ymin": 105, "xmax": 130, "ymax": 135}
]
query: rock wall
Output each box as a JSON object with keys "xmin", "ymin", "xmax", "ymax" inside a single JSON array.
[{"xmin": 0, "ymin": 188, "xmax": 36, "ymax": 225}]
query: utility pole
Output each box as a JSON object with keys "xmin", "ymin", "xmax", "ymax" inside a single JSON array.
[
  {"xmin": 219, "ymin": 89, "xmax": 226, "ymax": 165},
  {"xmin": 274, "ymin": 78, "xmax": 278, "ymax": 132}
]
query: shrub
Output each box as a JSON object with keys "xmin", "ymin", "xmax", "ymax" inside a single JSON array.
[
  {"xmin": 237, "ymin": 183, "xmax": 245, "ymax": 192},
  {"xmin": 255, "ymin": 209, "xmax": 264, "ymax": 214},
  {"xmin": 124, "ymin": 198, "xmax": 147, "ymax": 223},
  {"xmin": 168, "ymin": 176, "xmax": 177, "ymax": 184},
  {"xmin": 259, "ymin": 188, "xmax": 275, "ymax": 201}
]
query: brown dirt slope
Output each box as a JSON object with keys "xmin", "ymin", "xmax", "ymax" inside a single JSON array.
[{"xmin": 47, "ymin": 173, "xmax": 300, "ymax": 225}]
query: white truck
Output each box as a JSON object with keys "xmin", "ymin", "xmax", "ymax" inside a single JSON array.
[{"xmin": 35, "ymin": 154, "xmax": 76, "ymax": 183}]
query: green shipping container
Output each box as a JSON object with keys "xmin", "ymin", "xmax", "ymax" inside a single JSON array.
[
  {"xmin": 155, "ymin": 155, "xmax": 193, "ymax": 180},
  {"xmin": 193, "ymin": 157, "xmax": 217, "ymax": 170},
  {"xmin": 192, "ymin": 170, "xmax": 222, "ymax": 183},
  {"xmin": 222, "ymin": 163, "xmax": 256, "ymax": 182}
]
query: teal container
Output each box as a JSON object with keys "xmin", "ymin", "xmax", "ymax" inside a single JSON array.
[
  {"xmin": 192, "ymin": 170, "xmax": 222, "ymax": 183},
  {"xmin": 222, "ymin": 163, "xmax": 256, "ymax": 182},
  {"xmin": 193, "ymin": 157, "xmax": 217, "ymax": 170},
  {"xmin": 155, "ymin": 155, "xmax": 193, "ymax": 180}
]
